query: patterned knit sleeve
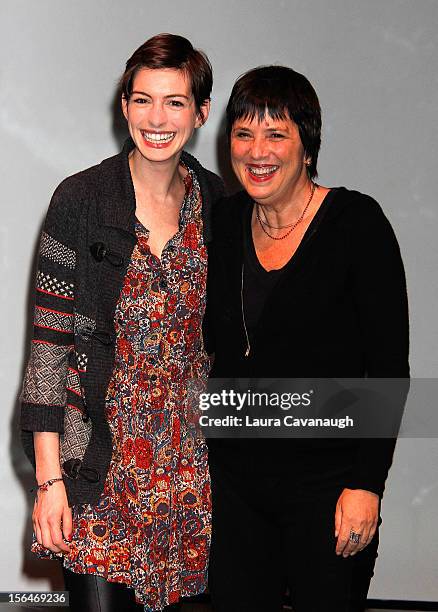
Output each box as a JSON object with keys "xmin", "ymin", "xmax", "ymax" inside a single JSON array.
[{"xmin": 20, "ymin": 184, "xmax": 77, "ymax": 445}]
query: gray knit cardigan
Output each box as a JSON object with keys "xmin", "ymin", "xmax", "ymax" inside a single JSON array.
[{"xmin": 20, "ymin": 138, "xmax": 225, "ymax": 506}]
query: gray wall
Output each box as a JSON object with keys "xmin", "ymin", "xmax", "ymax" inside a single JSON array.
[{"xmin": 1, "ymin": 0, "xmax": 437, "ymax": 601}]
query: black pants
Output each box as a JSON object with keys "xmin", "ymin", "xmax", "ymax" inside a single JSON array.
[
  {"xmin": 62, "ymin": 566, "xmax": 182, "ymax": 612},
  {"xmin": 208, "ymin": 455, "xmax": 379, "ymax": 612}
]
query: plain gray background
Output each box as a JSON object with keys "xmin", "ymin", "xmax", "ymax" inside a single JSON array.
[{"xmin": 1, "ymin": 0, "xmax": 437, "ymax": 602}]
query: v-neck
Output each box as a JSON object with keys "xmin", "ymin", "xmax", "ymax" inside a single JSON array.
[
  {"xmin": 133, "ymin": 164, "xmax": 196, "ymax": 263},
  {"xmin": 245, "ymin": 188, "xmax": 338, "ymax": 276},
  {"xmin": 242, "ymin": 189, "xmax": 338, "ymax": 341}
]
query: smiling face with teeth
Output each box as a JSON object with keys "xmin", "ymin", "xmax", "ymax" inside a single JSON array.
[
  {"xmin": 230, "ymin": 113, "xmax": 310, "ymax": 208},
  {"xmin": 122, "ymin": 68, "xmax": 208, "ymax": 166}
]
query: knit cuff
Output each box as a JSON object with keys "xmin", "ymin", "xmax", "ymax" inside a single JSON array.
[{"xmin": 20, "ymin": 402, "xmax": 65, "ymax": 433}]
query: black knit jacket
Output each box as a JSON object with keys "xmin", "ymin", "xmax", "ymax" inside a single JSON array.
[
  {"xmin": 206, "ymin": 187, "xmax": 409, "ymax": 497},
  {"xmin": 20, "ymin": 138, "xmax": 225, "ymax": 506}
]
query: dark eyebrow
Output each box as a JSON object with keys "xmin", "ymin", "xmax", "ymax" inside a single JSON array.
[
  {"xmin": 164, "ymin": 94, "xmax": 191, "ymax": 100},
  {"xmin": 131, "ymin": 90, "xmax": 191, "ymax": 100},
  {"xmin": 232, "ymin": 124, "xmax": 289, "ymax": 134},
  {"xmin": 265, "ymin": 126, "xmax": 289, "ymax": 132}
]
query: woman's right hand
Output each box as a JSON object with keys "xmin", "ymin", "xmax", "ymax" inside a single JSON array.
[{"xmin": 32, "ymin": 481, "xmax": 72, "ymax": 554}]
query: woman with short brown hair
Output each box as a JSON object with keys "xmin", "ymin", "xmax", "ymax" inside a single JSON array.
[
  {"xmin": 21, "ymin": 33, "xmax": 223, "ymax": 612},
  {"xmin": 206, "ymin": 65, "xmax": 409, "ymax": 611}
]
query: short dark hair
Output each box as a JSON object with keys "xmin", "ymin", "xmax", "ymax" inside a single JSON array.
[
  {"xmin": 226, "ymin": 65, "xmax": 321, "ymax": 179},
  {"xmin": 121, "ymin": 33, "xmax": 213, "ymax": 121}
]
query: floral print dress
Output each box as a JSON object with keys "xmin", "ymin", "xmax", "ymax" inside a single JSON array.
[{"xmin": 32, "ymin": 167, "xmax": 211, "ymax": 611}]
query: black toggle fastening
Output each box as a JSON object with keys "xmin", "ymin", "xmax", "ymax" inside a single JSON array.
[
  {"xmin": 79, "ymin": 327, "xmax": 114, "ymax": 346},
  {"xmin": 62, "ymin": 458, "xmax": 81, "ymax": 479},
  {"xmin": 62, "ymin": 459, "xmax": 100, "ymax": 483},
  {"xmin": 91, "ymin": 331, "xmax": 114, "ymax": 346},
  {"xmin": 79, "ymin": 326, "xmax": 93, "ymax": 341},
  {"xmin": 105, "ymin": 251, "xmax": 124, "ymax": 267},
  {"xmin": 81, "ymin": 409, "xmax": 90, "ymax": 423},
  {"xmin": 79, "ymin": 467, "xmax": 101, "ymax": 483},
  {"xmin": 90, "ymin": 242, "xmax": 124, "ymax": 267},
  {"xmin": 90, "ymin": 242, "xmax": 106, "ymax": 262}
]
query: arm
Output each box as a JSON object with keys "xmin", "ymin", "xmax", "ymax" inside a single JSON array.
[
  {"xmin": 335, "ymin": 195, "xmax": 409, "ymax": 555},
  {"xmin": 348, "ymin": 195, "xmax": 409, "ymax": 493},
  {"xmin": 21, "ymin": 183, "xmax": 78, "ymax": 551},
  {"xmin": 33, "ymin": 433, "xmax": 71, "ymax": 553},
  {"xmin": 21, "ymin": 182, "xmax": 77, "ymax": 457}
]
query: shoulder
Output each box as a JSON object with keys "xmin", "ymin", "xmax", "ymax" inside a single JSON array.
[
  {"xmin": 50, "ymin": 167, "xmax": 98, "ymax": 212},
  {"xmin": 46, "ymin": 150, "xmax": 124, "ymax": 223},
  {"xmin": 330, "ymin": 187, "xmax": 402, "ymax": 255},
  {"xmin": 52, "ymin": 150, "xmax": 122, "ymax": 202},
  {"xmin": 329, "ymin": 187, "xmax": 393, "ymax": 231}
]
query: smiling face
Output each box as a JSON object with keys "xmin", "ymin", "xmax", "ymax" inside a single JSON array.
[
  {"xmin": 230, "ymin": 112, "xmax": 309, "ymax": 207},
  {"xmin": 122, "ymin": 67, "xmax": 209, "ymax": 165}
]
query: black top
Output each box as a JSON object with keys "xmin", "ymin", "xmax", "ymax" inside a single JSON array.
[
  {"xmin": 206, "ymin": 187, "xmax": 409, "ymax": 497},
  {"xmin": 243, "ymin": 189, "xmax": 338, "ymax": 340}
]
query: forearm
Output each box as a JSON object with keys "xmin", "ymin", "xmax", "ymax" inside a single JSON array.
[
  {"xmin": 32, "ymin": 432, "xmax": 72, "ymax": 553},
  {"xmin": 348, "ymin": 197, "xmax": 409, "ymax": 496},
  {"xmin": 34, "ymin": 432, "xmax": 62, "ymax": 483},
  {"xmin": 20, "ymin": 184, "xmax": 78, "ymax": 470}
]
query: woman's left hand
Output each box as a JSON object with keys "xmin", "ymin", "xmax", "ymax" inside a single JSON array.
[{"xmin": 334, "ymin": 488, "xmax": 379, "ymax": 557}]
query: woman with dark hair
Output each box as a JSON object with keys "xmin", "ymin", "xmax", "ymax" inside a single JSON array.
[
  {"xmin": 206, "ymin": 65, "xmax": 409, "ymax": 611},
  {"xmin": 20, "ymin": 33, "xmax": 224, "ymax": 612}
]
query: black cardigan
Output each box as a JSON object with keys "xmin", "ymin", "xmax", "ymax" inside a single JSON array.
[
  {"xmin": 20, "ymin": 138, "xmax": 225, "ymax": 505},
  {"xmin": 206, "ymin": 187, "xmax": 409, "ymax": 497}
]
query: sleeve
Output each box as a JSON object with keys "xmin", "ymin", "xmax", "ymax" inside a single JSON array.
[
  {"xmin": 346, "ymin": 195, "xmax": 410, "ymax": 497},
  {"xmin": 20, "ymin": 182, "xmax": 77, "ymax": 467}
]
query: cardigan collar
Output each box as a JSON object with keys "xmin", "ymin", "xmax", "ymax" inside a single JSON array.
[
  {"xmin": 96, "ymin": 137, "xmax": 215, "ymax": 241},
  {"xmin": 95, "ymin": 138, "xmax": 136, "ymax": 234}
]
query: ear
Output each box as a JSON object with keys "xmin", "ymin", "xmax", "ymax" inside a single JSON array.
[
  {"xmin": 121, "ymin": 95, "xmax": 129, "ymax": 121},
  {"xmin": 195, "ymin": 99, "xmax": 211, "ymax": 128}
]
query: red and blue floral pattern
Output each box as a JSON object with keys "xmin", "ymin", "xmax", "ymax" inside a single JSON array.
[{"xmin": 32, "ymin": 167, "xmax": 211, "ymax": 611}]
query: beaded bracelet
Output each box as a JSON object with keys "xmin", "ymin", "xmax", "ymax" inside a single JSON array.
[{"xmin": 31, "ymin": 477, "xmax": 64, "ymax": 493}]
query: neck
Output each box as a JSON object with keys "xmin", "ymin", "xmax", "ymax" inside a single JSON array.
[
  {"xmin": 129, "ymin": 148, "xmax": 184, "ymax": 201},
  {"xmin": 257, "ymin": 177, "xmax": 314, "ymax": 225}
]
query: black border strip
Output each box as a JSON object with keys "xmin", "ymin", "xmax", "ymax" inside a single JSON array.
[
  {"xmin": 366, "ymin": 600, "xmax": 438, "ymax": 611},
  {"xmin": 184, "ymin": 595, "xmax": 438, "ymax": 610}
]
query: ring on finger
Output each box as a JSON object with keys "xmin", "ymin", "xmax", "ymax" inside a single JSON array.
[{"xmin": 349, "ymin": 529, "xmax": 361, "ymax": 544}]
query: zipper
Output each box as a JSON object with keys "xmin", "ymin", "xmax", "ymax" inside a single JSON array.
[{"xmin": 241, "ymin": 263, "xmax": 251, "ymax": 357}]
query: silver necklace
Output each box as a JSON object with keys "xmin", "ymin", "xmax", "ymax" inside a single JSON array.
[{"xmin": 256, "ymin": 182, "xmax": 316, "ymax": 240}]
